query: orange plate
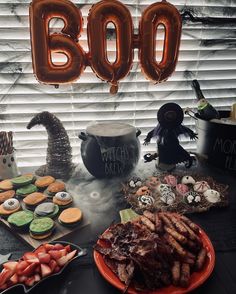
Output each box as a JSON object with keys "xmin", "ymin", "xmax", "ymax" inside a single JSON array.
[{"xmin": 94, "ymin": 227, "xmax": 215, "ymax": 294}]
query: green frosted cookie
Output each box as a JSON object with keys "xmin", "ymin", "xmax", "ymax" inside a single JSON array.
[
  {"xmin": 8, "ymin": 211, "xmax": 34, "ymax": 229},
  {"xmin": 30, "ymin": 217, "xmax": 54, "ymax": 235},
  {"xmin": 16, "ymin": 184, "xmax": 38, "ymax": 197},
  {"xmin": 12, "ymin": 175, "xmax": 35, "ymax": 188}
]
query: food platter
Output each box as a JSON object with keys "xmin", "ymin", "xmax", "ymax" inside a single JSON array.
[
  {"xmin": 0, "ymin": 241, "xmax": 87, "ymax": 293},
  {"xmin": 94, "ymin": 217, "xmax": 215, "ymax": 294}
]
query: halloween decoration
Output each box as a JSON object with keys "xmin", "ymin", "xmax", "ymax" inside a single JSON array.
[
  {"xmin": 0, "ymin": 132, "xmax": 20, "ymax": 180},
  {"xmin": 128, "ymin": 176, "xmax": 142, "ymax": 189},
  {"xmin": 140, "ymin": 0, "xmax": 182, "ymax": 84},
  {"xmin": 27, "ymin": 111, "xmax": 74, "ymax": 179},
  {"xmin": 144, "ymin": 103, "xmax": 197, "ymax": 171},
  {"xmin": 184, "ymin": 191, "xmax": 201, "ymax": 206},
  {"xmin": 203, "ymin": 189, "xmax": 221, "ymax": 203},
  {"xmin": 193, "ymin": 181, "xmax": 210, "ymax": 193},
  {"xmin": 123, "ymin": 173, "xmax": 228, "ymax": 214},
  {"xmin": 192, "ymin": 80, "xmax": 220, "ymax": 121},
  {"xmin": 30, "ymin": 0, "xmax": 182, "ymax": 93},
  {"xmin": 79, "ymin": 123, "xmax": 141, "ymax": 178},
  {"xmin": 87, "ymin": 0, "xmax": 133, "ymax": 94},
  {"xmin": 29, "ymin": 0, "xmax": 85, "ymax": 85}
]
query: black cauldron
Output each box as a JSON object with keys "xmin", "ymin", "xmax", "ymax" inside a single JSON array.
[{"xmin": 79, "ymin": 123, "xmax": 141, "ymax": 178}]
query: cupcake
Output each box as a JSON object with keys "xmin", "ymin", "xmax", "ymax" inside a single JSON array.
[
  {"xmin": 53, "ymin": 192, "xmax": 73, "ymax": 208},
  {"xmin": 35, "ymin": 176, "xmax": 55, "ymax": 190},
  {"xmin": 46, "ymin": 181, "xmax": 66, "ymax": 197},
  {"xmin": 16, "ymin": 184, "xmax": 38, "ymax": 197},
  {"xmin": 0, "ymin": 198, "xmax": 21, "ymax": 218},
  {"xmin": 29, "ymin": 217, "xmax": 54, "ymax": 239},
  {"xmin": 23, "ymin": 192, "xmax": 47, "ymax": 210},
  {"xmin": 7, "ymin": 210, "xmax": 34, "ymax": 231},
  {"xmin": 0, "ymin": 190, "xmax": 15, "ymax": 203},
  {"xmin": 58, "ymin": 207, "xmax": 82, "ymax": 227},
  {"xmin": 34, "ymin": 202, "xmax": 59, "ymax": 219}
]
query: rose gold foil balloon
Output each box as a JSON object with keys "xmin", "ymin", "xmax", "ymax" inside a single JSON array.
[
  {"xmin": 139, "ymin": 0, "xmax": 182, "ymax": 83},
  {"xmin": 87, "ymin": 0, "xmax": 133, "ymax": 94},
  {"xmin": 29, "ymin": 0, "xmax": 85, "ymax": 85}
]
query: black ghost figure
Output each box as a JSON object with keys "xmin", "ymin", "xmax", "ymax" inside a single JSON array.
[{"xmin": 143, "ymin": 103, "xmax": 197, "ymax": 170}]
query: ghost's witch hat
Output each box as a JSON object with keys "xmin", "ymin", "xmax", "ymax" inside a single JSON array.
[{"xmin": 157, "ymin": 103, "xmax": 184, "ymax": 129}]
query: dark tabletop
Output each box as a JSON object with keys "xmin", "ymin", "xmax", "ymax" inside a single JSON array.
[{"xmin": 1, "ymin": 160, "xmax": 236, "ymax": 294}]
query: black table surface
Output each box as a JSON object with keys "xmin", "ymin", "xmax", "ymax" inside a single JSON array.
[{"xmin": 1, "ymin": 160, "xmax": 236, "ymax": 294}]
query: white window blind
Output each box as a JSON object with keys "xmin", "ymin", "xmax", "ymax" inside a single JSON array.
[{"xmin": 0, "ymin": 0, "xmax": 236, "ymax": 169}]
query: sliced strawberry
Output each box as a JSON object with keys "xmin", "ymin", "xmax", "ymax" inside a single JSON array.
[
  {"xmin": 16, "ymin": 260, "xmax": 29, "ymax": 275},
  {"xmin": 64, "ymin": 245, "xmax": 71, "ymax": 253},
  {"xmin": 18, "ymin": 275, "xmax": 27, "ymax": 283},
  {"xmin": 66, "ymin": 250, "xmax": 77, "ymax": 261},
  {"xmin": 34, "ymin": 274, "xmax": 41, "ymax": 282},
  {"xmin": 0, "ymin": 283, "xmax": 7, "ymax": 290},
  {"xmin": 40, "ymin": 264, "xmax": 52, "ymax": 278},
  {"xmin": 25, "ymin": 276, "xmax": 35, "ymax": 287},
  {"xmin": 57, "ymin": 256, "xmax": 69, "ymax": 267},
  {"xmin": 53, "ymin": 244, "xmax": 64, "ymax": 250},
  {"xmin": 23, "ymin": 252, "xmax": 39, "ymax": 264},
  {"xmin": 48, "ymin": 250, "xmax": 62, "ymax": 260},
  {"xmin": 34, "ymin": 265, "xmax": 41, "ymax": 273},
  {"xmin": 3, "ymin": 261, "xmax": 18, "ymax": 273},
  {"xmin": 21, "ymin": 263, "xmax": 38, "ymax": 277},
  {"xmin": 9, "ymin": 273, "xmax": 18, "ymax": 285},
  {"xmin": 37, "ymin": 253, "xmax": 51, "ymax": 264},
  {"xmin": 34, "ymin": 246, "xmax": 47, "ymax": 255},
  {"xmin": 49, "ymin": 260, "xmax": 57, "ymax": 272},
  {"xmin": 59, "ymin": 249, "xmax": 67, "ymax": 257},
  {"xmin": 54, "ymin": 266, "xmax": 61, "ymax": 273},
  {"xmin": 0, "ymin": 269, "xmax": 13, "ymax": 286},
  {"xmin": 44, "ymin": 244, "xmax": 55, "ymax": 252}
]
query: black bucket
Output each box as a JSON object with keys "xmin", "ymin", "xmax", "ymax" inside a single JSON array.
[{"xmin": 195, "ymin": 110, "xmax": 236, "ymax": 172}]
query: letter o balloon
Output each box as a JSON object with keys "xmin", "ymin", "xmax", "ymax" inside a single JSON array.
[
  {"xmin": 139, "ymin": 0, "xmax": 182, "ymax": 83},
  {"xmin": 87, "ymin": 0, "xmax": 133, "ymax": 94}
]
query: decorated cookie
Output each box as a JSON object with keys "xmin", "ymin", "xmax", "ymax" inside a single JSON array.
[
  {"xmin": 30, "ymin": 217, "xmax": 54, "ymax": 239},
  {"xmin": 135, "ymin": 186, "xmax": 152, "ymax": 197},
  {"xmin": 34, "ymin": 202, "xmax": 59, "ymax": 219},
  {"xmin": 47, "ymin": 181, "xmax": 66, "ymax": 196},
  {"xmin": 23, "ymin": 192, "xmax": 47, "ymax": 209},
  {"xmin": 164, "ymin": 175, "xmax": 177, "ymax": 187},
  {"xmin": 181, "ymin": 176, "xmax": 196, "ymax": 185},
  {"xmin": 35, "ymin": 176, "xmax": 55, "ymax": 189},
  {"xmin": 184, "ymin": 191, "xmax": 201, "ymax": 206},
  {"xmin": 128, "ymin": 177, "xmax": 142, "ymax": 188},
  {"xmin": 7, "ymin": 210, "xmax": 34, "ymax": 230},
  {"xmin": 156, "ymin": 183, "xmax": 172, "ymax": 194},
  {"xmin": 58, "ymin": 207, "xmax": 83, "ymax": 227},
  {"xmin": 53, "ymin": 192, "xmax": 73, "ymax": 208},
  {"xmin": 160, "ymin": 191, "xmax": 176, "ymax": 205},
  {"xmin": 0, "ymin": 180, "xmax": 13, "ymax": 191},
  {"xmin": 203, "ymin": 189, "xmax": 221, "ymax": 203},
  {"xmin": 11, "ymin": 175, "xmax": 34, "ymax": 188},
  {"xmin": 138, "ymin": 195, "xmax": 155, "ymax": 208},
  {"xmin": 146, "ymin": 177, "xmax": 160, "ymax": 190},
  {"xmin": 193, "ymin": 181, "xmax": 210, "ymax": 193},
  {"xmin": 0, "ymin": 190, "xmax": 15, "ymax": 203},
  {"xmin": 0, "ymin": 198, "xmax": 20, "ymax": 217},
  {"xmin": 176, "ymin": 184, "xmax": 189, "ymax": 196},
  {"xmin": 16, "ymin": 184, "xmax": 38, "ymax": 197}
]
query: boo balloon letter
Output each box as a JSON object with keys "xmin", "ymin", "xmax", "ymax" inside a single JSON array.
[{"xmin": 29, "ymin": 0, "xmax": 182, "ymax": 94}]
